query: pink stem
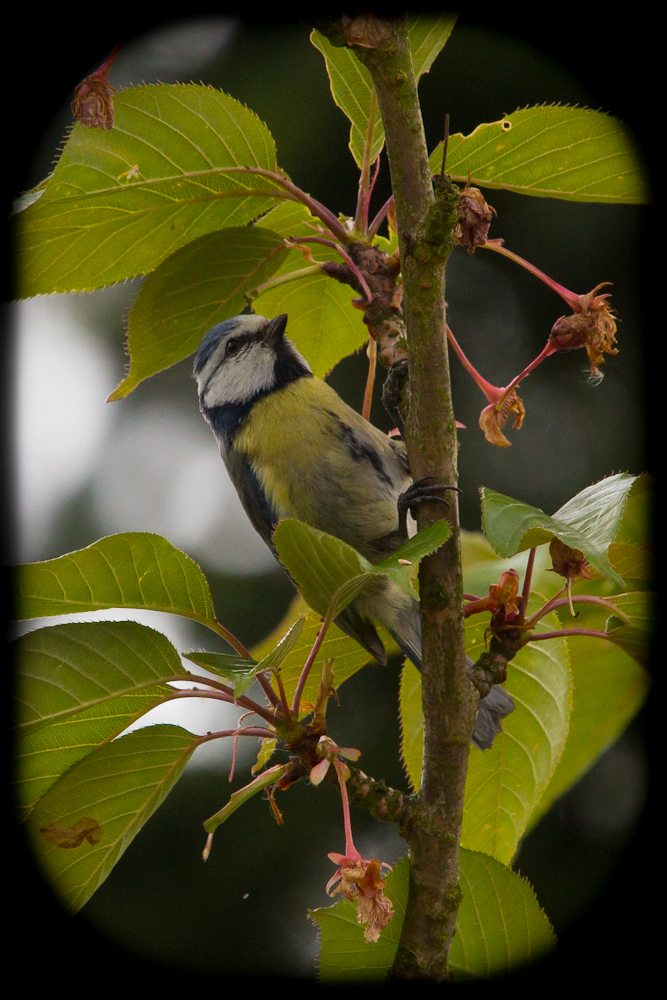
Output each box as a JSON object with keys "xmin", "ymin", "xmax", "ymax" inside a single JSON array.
[
  {"xmin": 363, "ymin": 156, "xmax": 381, "ymax": 231},
  {"xmin": 256, "ymin": 672, "xmax": 280, "ymax": 708},
  {"xmin": 528, "ymin": 628, "xmax": 613, "ymax": 641},
  {"xmin": 273, "ymin": 669, "xmax": 292, "ymax": 723},
  {"xmin": 481, "ymin": 242, "xmax": 581, "ymax": 311},
  {"xmin": 335, "ymin": 245, "xmax": 373, "ymax": 303},
  {"xmin": 334, "ymin": 759, "xmax": 362, "ymax": 862},
  {"xmin": 288, "ymin": 235, "xmax": 373, "ymax": 303},
  {"xmin": 292, "ymin": 616, "xmax": 331, "ymax": 716},
  {"xmin": 521, "ymin": 548, "xmax": 537, "ymax": 609},
  {"xmin": 224, "ymin": 166, "xmax": 350, "ymax": 243},
  {"xmin": 446, "ymin": 324, "xmax": 499, "ymax": 401},
  {"xmin": 368, "ymin": 195, "xmax": 393, "ymax": 238},
  {"xmin": 495, "ymin": 341, "xmax": 558, "ymax": 409},
  {"xmin": 463, "ymin": 593, "xmax": 483, "ymax": 602},
  {"xmin": 526, "ymin": 594, "xmax": 623, "ymax": 627}
]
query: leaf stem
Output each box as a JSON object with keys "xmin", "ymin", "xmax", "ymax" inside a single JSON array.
[
  {"xmin": 291, "ymin": 614, "xmax": 331, "ymax": 716},
  {"xmin": 526, "ymin": 593, "xmax": 623, "ymax": 627},
  {"xmin": 247, "ymin": 263, "xmax": 323, "ymax": 302},
  {"xmin": 368, "ymin": 194, "xmax": 393, "ymax": 238},
  {"xmin": 355, "ymin": 88, "xmax": 379, "ymax": 234},
  {"xmin": 521, "ymin": 548, "xmax": 537, "ymax": 608},
  {"xmin": 197, "ymin": 726, "xmax": 276, "ymax": 745},
  {"xmin": 481, "ymin": 240, "xmax": 581, "ymax": 311},
  {"xmin": 529, "ymin": 627, "xmax": 613, "ymax": 641},
  {"xmin": 223, "ymin": 166, "xmax": 351, "ymax": 242}
]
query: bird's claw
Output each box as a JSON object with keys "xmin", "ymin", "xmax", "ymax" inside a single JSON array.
[{"xmin": 397, "ymin": 478, "xmax": 461, "ymax": 534}]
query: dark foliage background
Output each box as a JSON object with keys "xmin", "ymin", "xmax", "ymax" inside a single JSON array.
[{"xmin": 5, "ymin": 8, "xmax": 657, "ymax": 988}]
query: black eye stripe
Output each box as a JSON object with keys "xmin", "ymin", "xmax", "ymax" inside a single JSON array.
[{"xmin": 224, "ymin": 332, "xmax": 261, "ymax": 358}]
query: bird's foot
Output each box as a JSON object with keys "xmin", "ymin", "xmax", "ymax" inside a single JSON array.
[{"xmin": 397, "ymin": 477, "xmax": 461, "ymax": 534}]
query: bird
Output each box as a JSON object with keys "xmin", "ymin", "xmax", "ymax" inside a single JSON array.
[{"xmin": 193, "ymin": 311, "xmax": 514, "ymax": 750}]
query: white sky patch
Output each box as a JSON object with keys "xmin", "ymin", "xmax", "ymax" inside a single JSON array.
[
  {"xmin": 91, "ymin": 403, "xmax": 276, "ymax": 575},
  {"xmin": 12, "ymin": 297, "xmax": 117, "ymax": 561}
]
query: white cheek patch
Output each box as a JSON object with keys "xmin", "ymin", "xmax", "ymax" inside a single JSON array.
[{"xmin": 202, "ymin": 342, "xmax": 275, "ymax": 407}]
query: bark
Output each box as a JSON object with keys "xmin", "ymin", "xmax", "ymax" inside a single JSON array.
[{"xmin": 339, "ymin": 14, "xmax": 478, "ymax": 981}]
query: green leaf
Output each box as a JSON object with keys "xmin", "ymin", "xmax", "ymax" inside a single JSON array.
[
  {"xmin": 607, "ymin": 591, "xmax": 656, "ymax": 632},
  {"xmin": 12, "ymin": 532, "xmax": 224, "ymax": 635},
  {"xmin": 449, "ymin": 850, "xmax": 555, "ymax": 978},
  {"xmin": 16, "ymin": 84, "xmax": 284, "ymax": 296},
  {"xmin": 409, "ymin": 13, "xmax": 458, "ymax": 77},
  {"xmin": 481, "ymin": 474, "xmax": 637, "ymax": 586},
  {"xmin": 273, "ymin": 518, "xmax": 450, "ymax": 620},
  {"xmin": 203, "ymin": 762, "xmax": 290, "ymax": 835},
  {"xmin": 180, "ymin": 651, "xmax": 257, "ymax": 697},
  {"xmin": 461, "ymin": 612, "xmax": 570, "ymax": 863},
  {"xmin": 183, "ymin": 616, "xmax": 305, "ymax": 698},
  {"xmin": 250, "ymin": 596, "xmax": 400, "ymax": 708},
  {"xmin": 606, "ymin": 625, "xmax": 653, "ymax": 669},
  {"xmin": 13, "ymin": 621, "xmax": 185, "ymax": 737},
  {"xmin": 399, "ymin": 660, "xmax": 422, "ymax": 792},
  {"xmin": 313, "ymin": 851, "xmax": 554, "ymax": 982},
  {"xmin": 310, "ymin": 30, "xmax": 384, "ymax": 170},
  {"xmin": 25, "ymin": 725, "xmax": 199, "ymax": 912},
  {"xmin": 608, "ymin": 542, "xmax": 653, "ymax": 581},
  {"xmin": 526, "ymin": 633, "xmax": 649, "ymax": 832},
  {"xmin": 401, "ymin": 606, "xmax": 571, "ymax": 863},
  {"xmin": 256, "ymin": 261, "xmax": 369, "ymax": 378},
  {"xmin": 109, "ymin": 227, "xmax": 289, "ymax": 399},
  {"xmin": 311, "ymin": 16, "xmax": 456, "ymax": 169},
  {"xmin": 430, "ymin": 106, "xmax": 650, "ymax": 204},
  {"xmin": 14, "ymin": 692, "xmax": 172, "ymax": 821}
]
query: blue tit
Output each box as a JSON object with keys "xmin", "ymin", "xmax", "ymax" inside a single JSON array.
[{"xmin": 194, "ymin": 312, "xmax": 514, "ymax": 750}]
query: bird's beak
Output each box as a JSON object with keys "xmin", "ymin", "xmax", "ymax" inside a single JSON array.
[{"xmin": 263, "ymin": 314, "xmax": 288, "ymax": 347}]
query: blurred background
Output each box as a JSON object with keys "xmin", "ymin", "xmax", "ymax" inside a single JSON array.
[{"xmin": 6, "ymin": 12, "xmax": 653, "ymax": 985}]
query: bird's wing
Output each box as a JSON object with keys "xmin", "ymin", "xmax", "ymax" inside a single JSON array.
[
  {"xmin": 334, "ymin": 603, "xmax": 387, "ymax": 666},
  {"xmin": 387, "ymin": 436, "xmax": 410, "ymax": 476}
]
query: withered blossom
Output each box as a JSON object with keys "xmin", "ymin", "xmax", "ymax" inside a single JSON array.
[
  {"xmin": 549, "ymin": 538, "xmax": 593, "ymax": 583},
  {"xmin": 327, "ymin": 854, "xmax": 394, "ymax": 943},
  {"xmin": 454, "ymin": 180, "xmax": 496, "ymax": 253},
  {"xmin": 549, "ymin": 283, "xmax": 618, "ymax": 382},
  {"xmin": 71, "ymin": 43, "xmax": 121, "ymax": 129},
  {"xmin": 479, "ymin": 388, "xmax": 525, "ymax": 448}
]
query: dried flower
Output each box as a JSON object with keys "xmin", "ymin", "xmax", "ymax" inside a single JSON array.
[
  {"xmin": 548, "ymin": 537, "xmax": 593, "ymax": 615},
  {"xmin": 455, "ymin": 179, "xmax": 496, "ymax": 253},
  {"xmin": 549, "ymin": 283, "xmax": 618, "ymax": 382},
  {"xmin": 71, "ymin": 44, "xmax": 121, "ymax": 129},
  {"xmin": 479, "ymin": 388, "xmax": 525, "ymax": 448},
  {"xmin": 549, "ymin": 538, "xmax": 593, "ymax": 582},
  {"xmin": 327, "ymin": 854, "xmax": 394, "ymax": 942}
]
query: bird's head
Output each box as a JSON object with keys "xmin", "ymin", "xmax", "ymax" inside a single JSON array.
[{"xmin": 194, "ymin": 313, "xmax": 312, "ymax": 409}]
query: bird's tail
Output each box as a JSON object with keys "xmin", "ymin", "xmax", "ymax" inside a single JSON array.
[{"xmin": 386, "ymin": 620, "xmax": 515, "ymax": 752}]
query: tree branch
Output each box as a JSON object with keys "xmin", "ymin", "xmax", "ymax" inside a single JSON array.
[{"xmin": 339, "ymin": 12, "xmax": 476, "ymax": 981}]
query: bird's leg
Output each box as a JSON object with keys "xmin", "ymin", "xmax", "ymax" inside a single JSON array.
[
  {"xmin": 397, "ymin": 476, "xmax": 462, "ymax": 536},
  {"xmin": 382, "ymin": 358, "xmax": 409, "ymax": 433}
]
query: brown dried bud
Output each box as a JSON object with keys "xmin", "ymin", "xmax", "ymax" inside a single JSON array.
[
  {"xmin": 488, "ymin": 568, "xmax": 522, "ymax": 621},
  {"xmin": 342, "ymin": 12, "xmax": 397, "ymax": 48},
  {"xmin": 454, "ymin": 181, "xmax": 496, "ymax": 253},
  {"xmin": 71, "ymin": 44, "xmax": 121, "ymax": 130},
  {"xmin": 549, "ymin": 538, "xmax": 593, "ymax": 581},
  {"xmin": 479, "ymin": 389, "xmax": 525, "ymax": 448},
  {"xmin": 549, "ymin": 283, "xmax": 618, "ymax": 382}
]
